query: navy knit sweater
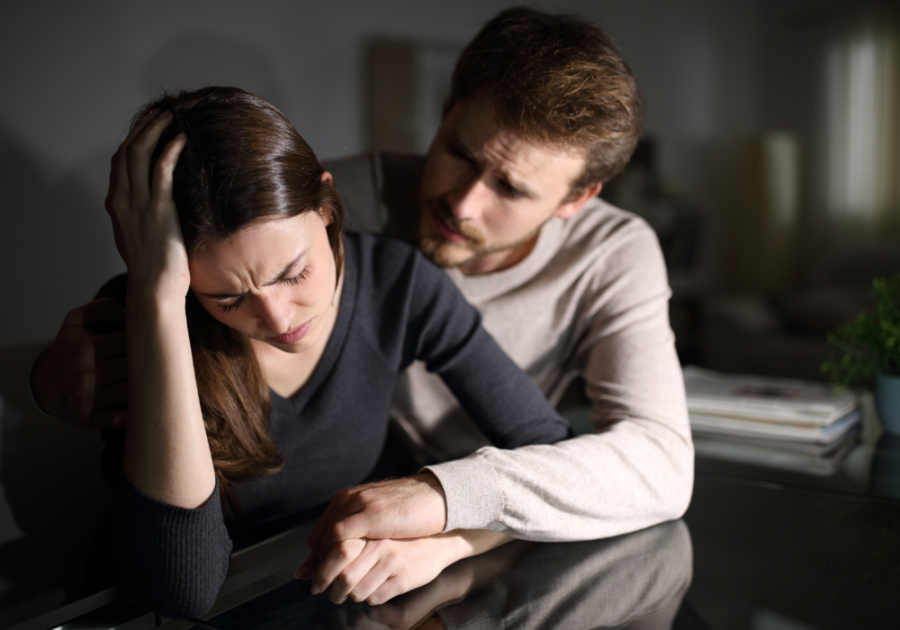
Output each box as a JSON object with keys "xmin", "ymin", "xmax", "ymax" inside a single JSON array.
[{"xmin": 101, "ymin": 233, "xmax": 570, "ymax": 619}]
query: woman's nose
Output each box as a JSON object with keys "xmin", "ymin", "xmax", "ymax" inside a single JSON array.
[{"xmin": 254, "ymin": 293, "xmax": 293, "ymax": 333}]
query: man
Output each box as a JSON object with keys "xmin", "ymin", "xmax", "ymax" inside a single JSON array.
[
  {"xmin": 32, "ymin": 5, "xmax": 690, "ymax": 586},
  {"xmin": 306, "ymin": 8, "xmax": 692, "ymax": 552}
]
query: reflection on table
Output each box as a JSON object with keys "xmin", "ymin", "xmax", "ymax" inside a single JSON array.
[{"xmin": 203, "ymin": 520, "xmax": 692, "ymax": 630}]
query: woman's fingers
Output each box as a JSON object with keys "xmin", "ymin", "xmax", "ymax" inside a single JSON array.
[
  {"xmin": 347, "ymin": 551, "xmax": 396, "ymax": 604},
  {"xmin": 311, "ymin": 538, "xmax": 366, "ymax": 599},
  {"xmin": 106, "ymin": 109, "xmax": 161, "ymax": 213},
  {"xmin": 151, "ymin": 132, "xmax": 187, "ymax": 206},
  {"xmin": 126, "ymin": 111, "xmax": 174, "ymax": 203},
  {"xmin": 123, "ymin": 108, "xmax": 161, "ymax": 147}
]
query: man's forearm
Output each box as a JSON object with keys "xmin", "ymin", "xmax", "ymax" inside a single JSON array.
[{"xmin": 426, "ymin": 422, "xmax": 693, "ymax": 541}]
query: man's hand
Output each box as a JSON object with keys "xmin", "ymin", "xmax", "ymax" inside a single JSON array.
[
  {"xmin": 30, "ymin": 297, "xmax": 127, "ymax": 429},
  {"xmin": 307, "ymin": 473, "xmax": 448, "ymax": 557}
]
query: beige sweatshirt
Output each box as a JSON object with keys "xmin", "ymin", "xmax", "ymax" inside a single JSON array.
[{"xmin": 330, "ymin": 153, "xmax": 693, "ymax": 542}]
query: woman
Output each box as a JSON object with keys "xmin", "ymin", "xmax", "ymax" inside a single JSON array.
[{"xmin": 103, "ymin": 87, "xmax": 570, "ymax": 619}]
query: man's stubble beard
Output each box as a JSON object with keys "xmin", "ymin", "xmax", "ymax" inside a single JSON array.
[{"xmin": 418, "ymin": 197, "xmax": 542, "ymax": 270}]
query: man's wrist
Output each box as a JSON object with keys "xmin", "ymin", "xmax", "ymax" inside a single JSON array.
[
  {"xmin": 29, "ymin": 346, "xmax": 57, "ymax": 417},
  {"xmin": 414, "ymin": 471, "xmax": 449, "ymax": 533}
]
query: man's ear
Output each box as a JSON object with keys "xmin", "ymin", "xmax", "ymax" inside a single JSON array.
[{"xmin": 555, "ymin": 182, "xmax": 603, "ymax": 220}]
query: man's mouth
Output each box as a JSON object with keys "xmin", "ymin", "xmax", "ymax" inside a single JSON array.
[{"xmin": 432, "ymin": 210, "xmax": 471, "ymax": 244}]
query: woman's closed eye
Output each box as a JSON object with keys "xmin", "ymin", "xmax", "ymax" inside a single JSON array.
[
  {"xmin": 217, "ymin": 266, "xmax": 310, "ymax": 313},
  {"xmin": 281, "ymin": 266, "xmax": 310, "ymax": 286}
]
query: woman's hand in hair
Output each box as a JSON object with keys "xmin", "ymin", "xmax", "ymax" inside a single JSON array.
[{"xmin": 105, "ymin": 110, "xmax": 190, "ymax": 303}]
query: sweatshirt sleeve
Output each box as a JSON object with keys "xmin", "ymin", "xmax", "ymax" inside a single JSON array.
[
  {"xmin": 102, "ymin": 430, "xmax": 232, "ymax": 619},
  {"xmin": 425, "ymin": 221, "xmax": 693, "ymax": 541},
  {"xmin": 402, "ymin": 252, "xmax": 571, "ymax": 450}
]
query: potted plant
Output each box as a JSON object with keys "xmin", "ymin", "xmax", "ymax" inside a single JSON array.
[{"xmin": 822, "ymin": 275, "xmax": 900, "ymax": 435}]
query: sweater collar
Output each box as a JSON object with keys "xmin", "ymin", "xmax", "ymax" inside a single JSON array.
[{"xmin": 444, "ymin": 216, "xmax": 565, "ymax": 303}]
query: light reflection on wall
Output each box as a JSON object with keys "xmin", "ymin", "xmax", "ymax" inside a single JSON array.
[{"xmin": 825, "ymin": 14, "xmax": 900, "ymax": 227}]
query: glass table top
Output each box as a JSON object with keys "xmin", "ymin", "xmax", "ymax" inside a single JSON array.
[{"xmin": 7, "ymin": 395, "xmax": 900, "ymax": 630}]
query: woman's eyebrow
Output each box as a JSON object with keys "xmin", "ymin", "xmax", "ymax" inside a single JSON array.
[{"xmin": 197, "ymin": 248, "xmax": 309, "ymax": 299}]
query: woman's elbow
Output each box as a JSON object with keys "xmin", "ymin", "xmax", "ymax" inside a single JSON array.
[{"xmin": 126, "ymin": 571, "xmax": 225, "ymax": 621}]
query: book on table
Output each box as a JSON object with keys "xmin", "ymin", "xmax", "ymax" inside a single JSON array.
[{"xmin": 684, "ymin": 367, "xmax": 862, "ymax": 475}]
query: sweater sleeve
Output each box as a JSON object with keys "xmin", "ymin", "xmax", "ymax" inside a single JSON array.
[
  {"xmin": 101, "ymin": 430, "xmax": 232, "ymax": 619},
  {"xmin": 425, "ymin": 222, "xmax": 693, "ymax": 541},
  {"xmin": 111, "ymin": 476, "xmax": 232, "ymax": 619},
  {"xmin": 403, "ymin": 253, "xmax": 571, "ymax": 449}
]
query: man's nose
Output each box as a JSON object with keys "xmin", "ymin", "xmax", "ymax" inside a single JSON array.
[
  {"xmin": 446, "ymin": 176, "xmax": 488, "ymax": 222},
  {"xmin": 254, "ymin": 293, "xmax": 293, "ymax": 333}
]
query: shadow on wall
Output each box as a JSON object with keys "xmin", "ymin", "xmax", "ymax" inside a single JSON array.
[
  {"xmin": 0, "ymin": 119, "xmax": 122, "ymax": 348},
  {"xmin": 0, "ymin": 343, "xmax": 111, "ymax": 629},
  {"xmin": 140, "ymin": 32, "xmax": 285, "ymax": 111}
]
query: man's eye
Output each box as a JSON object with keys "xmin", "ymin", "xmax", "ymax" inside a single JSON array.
[
  {"xmin": 448, "ymin": 143, "xmax": 474, "ymax": 164},
  {"xmin": 497, "ymin": 180, "xmax": 523, "ymax": 199}
]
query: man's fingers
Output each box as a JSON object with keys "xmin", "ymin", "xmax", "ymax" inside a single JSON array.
[
  {"xmin": 93, "ymin": 331, "xmax": 127, "ymax": 361},
  {"xmin": 321, "ymin": 509, "xmax": 375, "ymax": 553},
  {"xmin": 78, "ymin": 298, "xmax": 126, "ymax": 334},
  {"xmin": 309, "ymin": 491, "xmax": 353, "ymax": 552},
  {"xmin": 95, "ymin": 355, "xmax": 128, "ymax": 389},
  {"xmin": 88, "ymin": 408, "xmax": 128, "ymax": 431},
  {"xmin": 94, "ymin": 380, "xmax": 128, "ymax": 413},
  {"xmin": 127, "ymin": 111, "xmax": 174, "ymax": 202}
]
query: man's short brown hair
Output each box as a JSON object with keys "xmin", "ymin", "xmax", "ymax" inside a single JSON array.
[{"xmin": 447, "ymin": 7, "xmax": 643, "ymax": 194}]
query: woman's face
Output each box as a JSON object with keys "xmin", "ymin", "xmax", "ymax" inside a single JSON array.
[{"xmin": 188, "ymin": 209, "xmax": 338, "ymax": 354}]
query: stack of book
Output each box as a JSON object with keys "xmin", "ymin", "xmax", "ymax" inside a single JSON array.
[{"xmin": 684, "ymin": 366, "xmax": 861, "ymax": 475}]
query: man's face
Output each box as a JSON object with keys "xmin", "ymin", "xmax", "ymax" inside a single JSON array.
[{"xmin": 418, "ymin": 99, "xmax": 594, "ymax": 274}]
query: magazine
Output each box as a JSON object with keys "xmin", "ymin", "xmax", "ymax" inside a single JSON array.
[
  {"xmin": 684, "ymin": 366, "xmax": 857, "ymax": 426},
  {"xmin": 689, "ymin": 409, "xmax": 861, "ymax": 443}
]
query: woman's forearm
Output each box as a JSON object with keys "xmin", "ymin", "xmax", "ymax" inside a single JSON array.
[
  {"xmin": 441, "ymin": 528, "xmax": 514, "ymax": 565},
  {"xmin": 123, "ymin": 288, "xmax": 215, "ymax": 508}
]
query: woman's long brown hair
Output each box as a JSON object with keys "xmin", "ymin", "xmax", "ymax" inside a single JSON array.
[{"xmin": 136, "ymin": 87, "xmax": 344, "ymax": 513}]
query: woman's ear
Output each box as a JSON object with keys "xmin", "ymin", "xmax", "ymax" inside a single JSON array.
[
  {"xmin": 319, "ymin": 171, "xmax": 335, "ymax": 225},
  {"xmin": 319, "ymin": 203, "xmax": 334, "ymax": 226}
]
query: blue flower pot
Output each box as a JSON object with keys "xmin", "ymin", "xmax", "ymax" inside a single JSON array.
[{"xmin": 875, "ymin": 374, "xmax": 900, "ymax": 436}]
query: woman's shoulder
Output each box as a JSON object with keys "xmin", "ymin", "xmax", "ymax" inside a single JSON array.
[
  {"xmin": 344, "ymin": 231, "xmax": 435, "ymax": 284},
  {"xmin": 343, "ymin": 231, "xmax": 461, "ymax": 314}
]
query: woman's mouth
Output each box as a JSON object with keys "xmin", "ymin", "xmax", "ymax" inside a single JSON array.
[{"xmin": 269, "ymin": 319, "xmax": 313, "ymax": 345}]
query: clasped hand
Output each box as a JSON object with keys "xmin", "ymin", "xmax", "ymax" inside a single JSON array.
[
  {"xmin": 105, "ymin": 109, "xmax": 189, "ymax": 301},
  {"xmin": 299, "ymin": 474, "xmax": 452, "ymax": 605}
]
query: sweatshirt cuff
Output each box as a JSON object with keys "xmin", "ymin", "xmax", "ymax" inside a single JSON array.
[{"xmin": 424, "ymin": 449, "xmax": 505, "ymax": 532}]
